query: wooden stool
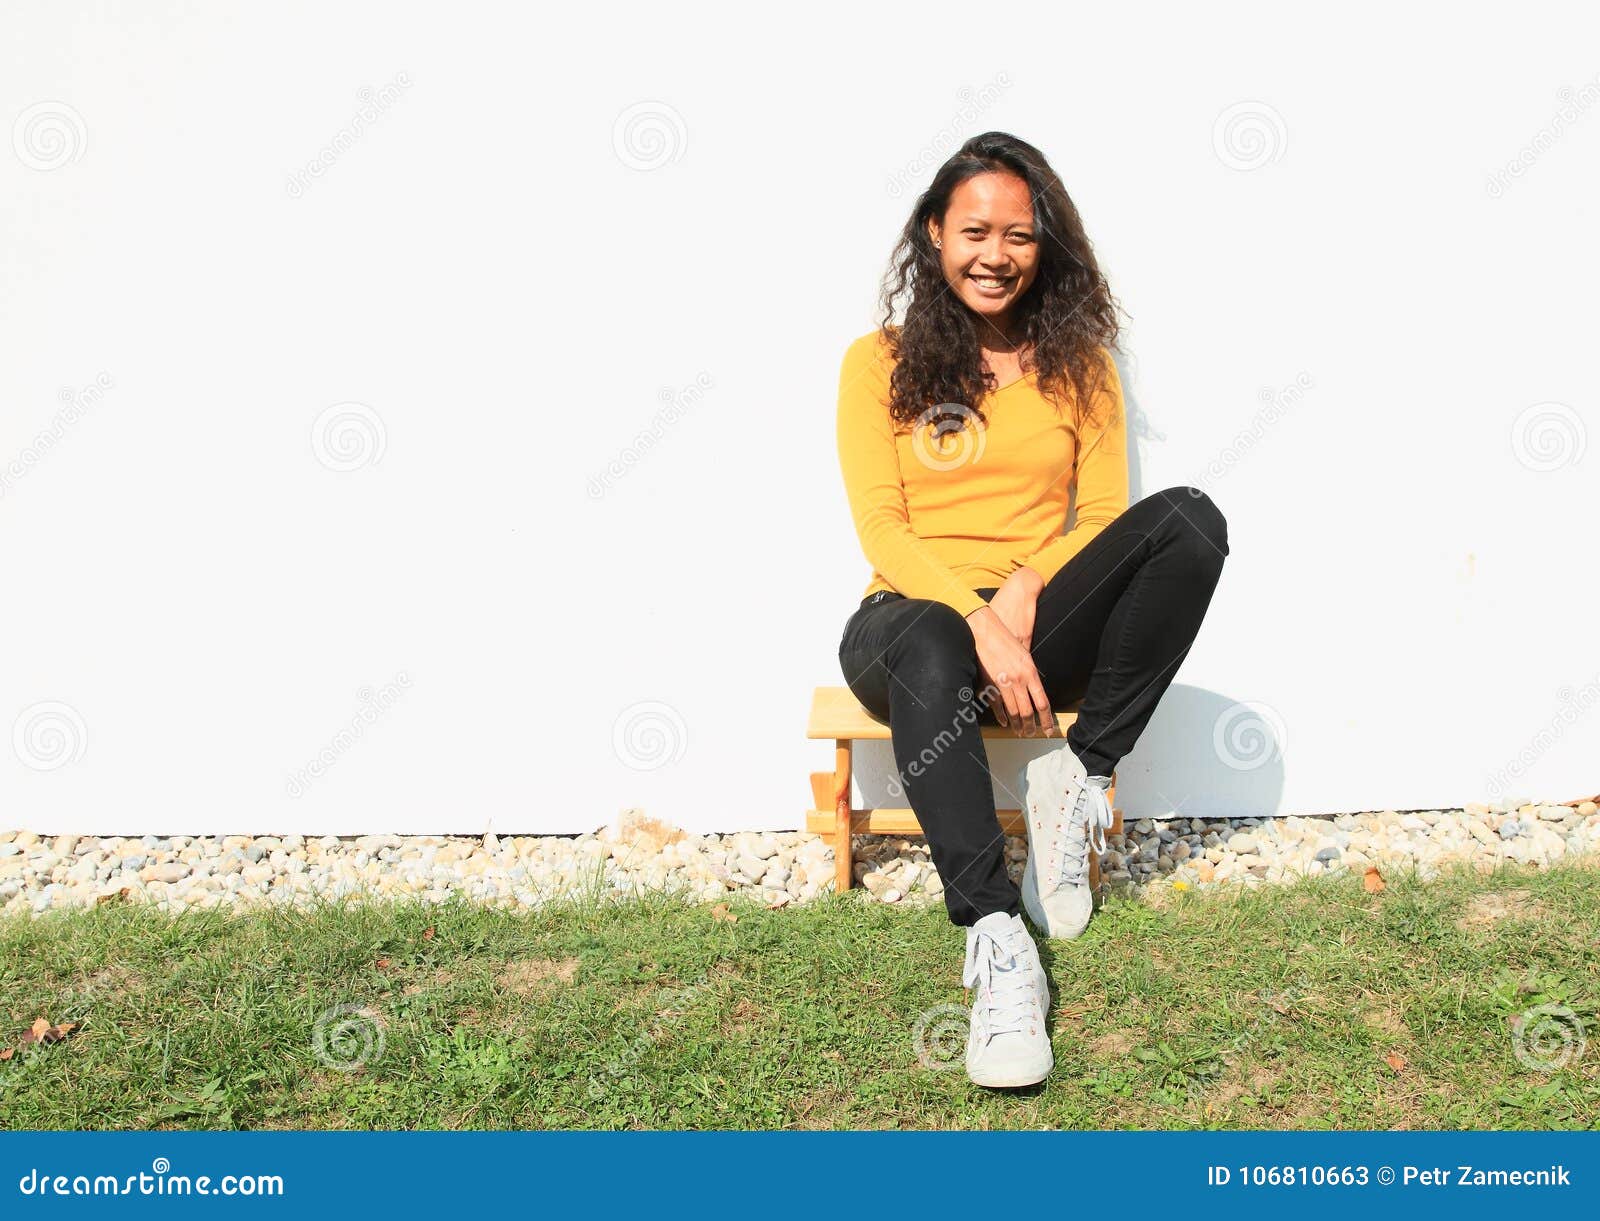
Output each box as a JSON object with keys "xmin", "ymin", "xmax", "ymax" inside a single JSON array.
[{"xmin": 804, "ymin": 686, "xmax": 1122, "ymax": 895}]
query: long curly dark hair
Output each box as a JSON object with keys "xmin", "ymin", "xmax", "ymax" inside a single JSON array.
[{"xmin": 876, "ymin": 131, "xmax": 1124, "ymax": 432}]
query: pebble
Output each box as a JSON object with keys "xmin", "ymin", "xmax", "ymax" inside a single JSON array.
[{"xmin": 2, "ymin": 803, "xmax": 1599, "ymax": 916}]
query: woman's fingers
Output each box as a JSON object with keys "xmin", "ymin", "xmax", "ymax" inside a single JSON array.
[
  {"xmin": 1005, "ymin": 685, "xmax": 1029, "ymax": 734},
  {"xmin": 1000, "ymin": 656, "xmax": 1050, "ymax": 738},
  {"xmin": 1018, "ymin": 685, "xmax": 1044, "ymax": 736},
  {"xmin": 1011, "ymin": 672, "xmax": 1040, "ymax": 736},
  {"xmin": 983, "ymin": 665, "xmax": 1056, "ymax": 736},
  {"xmin": 1024, "ymin": 670, "xmax": 1056, "ymax": 737}
]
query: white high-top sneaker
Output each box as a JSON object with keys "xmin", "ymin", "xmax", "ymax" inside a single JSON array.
[
  {"xmin": 1018, "ymin": 746, "xmax": 1115, "ymax": 940},
  {"xmin": 963, "ymin": 911, "xmax": 1052, "ymax": 1088}
]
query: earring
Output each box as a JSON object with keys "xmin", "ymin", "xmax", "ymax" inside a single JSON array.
[{"xmin": 934, "ymin": 240, "xmax": 941, "ymax": 249}]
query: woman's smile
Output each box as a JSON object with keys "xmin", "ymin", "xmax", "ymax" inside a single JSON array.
[{"xmin": 968, "ymin": 272, "xmax": 1015, "ymax": 297}]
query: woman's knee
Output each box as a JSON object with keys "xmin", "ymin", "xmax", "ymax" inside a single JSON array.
[
  {"xmin": 1151, "ymin": 485, "xmax": 1229, "ymax": 561},
  {"xmin": 839, "ymin": 658, "xmax": 891, "ymax": 723}
]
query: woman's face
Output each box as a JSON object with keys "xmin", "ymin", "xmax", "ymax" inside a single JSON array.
[{"xmin": 927, "ymin": 171, "xmax": 1039, "ymax": 333}]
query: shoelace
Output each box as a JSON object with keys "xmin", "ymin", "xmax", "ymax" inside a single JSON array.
[
  {"xmin": 962, "ymin": 922, "xmax": 1041, "ymax": 1040},
  {"xmin": 1049, "ymin": 772, "xmax": 1115, "ymax": 889}
]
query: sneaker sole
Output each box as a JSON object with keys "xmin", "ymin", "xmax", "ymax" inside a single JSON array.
[{"xmin": 967, "ymin": 1051, "xmax": 1054, "ymax": 1089}]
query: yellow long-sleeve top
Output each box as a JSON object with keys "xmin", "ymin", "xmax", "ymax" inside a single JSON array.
[{"xmin": 836, "ymin": 328, "xmax": 1129, "ymax": 621}]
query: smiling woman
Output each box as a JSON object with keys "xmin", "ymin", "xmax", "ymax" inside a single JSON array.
[
  {"xmin": 877, "ymin": 132, "xmax": 1122, "ymax": 431},
  {"xmin": 833, "ymin": 131, "xmax": 1231, "ymax": 1091}
]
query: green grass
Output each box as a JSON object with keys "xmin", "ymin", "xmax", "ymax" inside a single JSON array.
[{"xmin": 1, "ymin": 859, "xmax": 1597, "ymax": 1130}]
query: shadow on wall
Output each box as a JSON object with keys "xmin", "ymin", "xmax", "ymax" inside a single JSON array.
[
  {"xmin": 1108, "ymin": 684, "xmax": 1288, "ymax": 820},
  {"xmin": 1113, "ymin": 347, "xmax": 1151, "ymax": 508},
  {"xmin": 848, "ymin": 684, "xmax": 1287, "ymax": 822}
]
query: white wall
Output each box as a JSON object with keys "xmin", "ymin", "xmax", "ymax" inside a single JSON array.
[{"xmin": 3, "ymin": 0, "xmax": 1596, "ymax": 835}]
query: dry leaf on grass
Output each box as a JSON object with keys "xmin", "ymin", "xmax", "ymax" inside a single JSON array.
[
  {"xmin": 710, "ymin": 903, "xmax": 738, "ymax": 923},
  {"xmin": 421, "ymin": 926, "xmax": 435, "ymax": 941},
  {"xmin": 1363, "ymin": 866, "xmax": 1386, "ymax": 893},
  {"xmin": 1, "ymin": 1017, "xmax": 80, "ymax": 1060},
  {"xmin": 24, "ymin": 1017, "xmax": 76, "ymax": 1045},
  {"xmin": 375, "ymin": 957, "xmax": 392, "ymax": 970},
  {"xmin": 1384, "ymin": 1051, "xmax": 1407, "ymax": 1072}
]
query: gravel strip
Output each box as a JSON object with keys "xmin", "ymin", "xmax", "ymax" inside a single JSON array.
[{"xmin": 2, "ymin": 800, "xmax": 1597, "ymax": 917}]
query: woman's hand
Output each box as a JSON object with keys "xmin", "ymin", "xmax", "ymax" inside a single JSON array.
[
  {"xmin": 964, "ymin": 572, "xmax": 1059, "ymax": 737},
  {"xmin": 986, "ymin": 567, "xmax": 1042, "ymax": 651}
]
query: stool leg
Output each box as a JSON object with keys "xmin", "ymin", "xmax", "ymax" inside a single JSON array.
[{"xmin": 832, "ymin": 739, "xmax": 852, "ymax": 894}]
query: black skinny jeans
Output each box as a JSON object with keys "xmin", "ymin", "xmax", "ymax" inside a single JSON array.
[{"xmin": 837, "ymin": 485, "xmax": 1229, "ymax": 927}]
